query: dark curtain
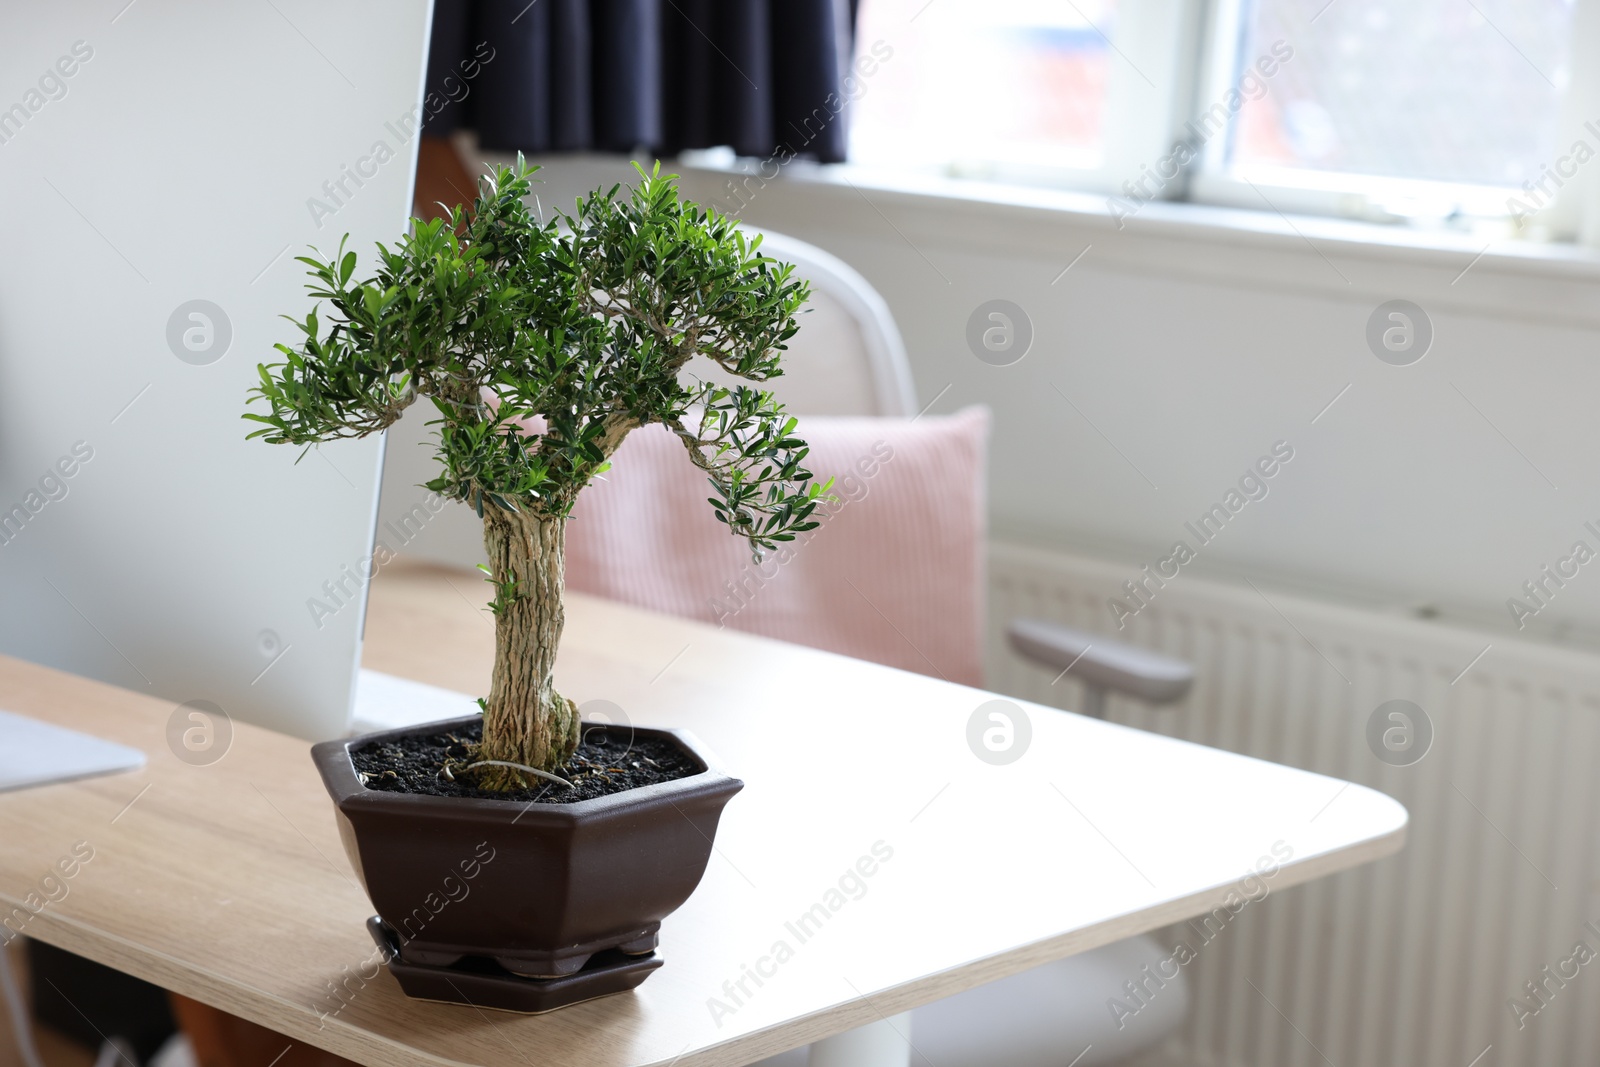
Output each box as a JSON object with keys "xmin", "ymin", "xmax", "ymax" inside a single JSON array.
[{"xmin": 422, "ymin": 0, "xmax": 856, "ymax": 163}]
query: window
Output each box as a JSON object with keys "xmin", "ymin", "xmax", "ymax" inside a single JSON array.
[
  {"xmin": 850, "ymin": 0, "xmax": 1597, "ymax": 240},
  {"xmin": 853, "ymin": 0, "xmax": 1122, "ymax": 179}
]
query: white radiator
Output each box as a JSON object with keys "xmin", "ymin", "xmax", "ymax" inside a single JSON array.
[{"xmin": 988, "ymin": 541, "xmax": 1600, "ymax": 1067}]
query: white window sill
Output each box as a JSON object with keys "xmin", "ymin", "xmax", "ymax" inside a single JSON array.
[{"xmin": 676, "ymin": 157, "xmax": 1600, "ymax": 287}]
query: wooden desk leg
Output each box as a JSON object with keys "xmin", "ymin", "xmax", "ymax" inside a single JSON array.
[{"xmin": 807, "ymin": 1015, "xmax": 912, "ymax": 1067}]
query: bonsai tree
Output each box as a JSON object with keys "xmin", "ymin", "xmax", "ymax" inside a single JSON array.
[{"xmin": 247, "ymin": 158, "xmax": 829, "ymax": 789}]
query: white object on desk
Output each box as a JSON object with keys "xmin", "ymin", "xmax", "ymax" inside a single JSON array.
[
  {"xmin": 350, "ymin": 669, "xmax": 481, "ymax": 734},
  {"xmin": 0, "ymin": 709, "xmax": 144, "ymax": 792}
]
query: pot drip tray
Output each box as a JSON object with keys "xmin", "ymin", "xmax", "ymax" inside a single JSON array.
[{"xmin": 366, "ymin": 916, "xmax": 663, "ymax": 1013}]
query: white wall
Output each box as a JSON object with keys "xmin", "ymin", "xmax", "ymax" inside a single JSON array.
[{"xmin": 390, "ymin": 148, "xmax": 1600, "ymax": 653}]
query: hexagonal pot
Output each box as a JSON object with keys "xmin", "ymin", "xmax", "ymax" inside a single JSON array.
[{"xmin": 311, "ymin": 715, "xmax": 742, "ymax": 984}]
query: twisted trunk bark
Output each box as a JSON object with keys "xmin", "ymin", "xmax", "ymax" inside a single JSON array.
[{"xmin": 478, "ymin": 504, "xmax": 580, "ymax": 787}]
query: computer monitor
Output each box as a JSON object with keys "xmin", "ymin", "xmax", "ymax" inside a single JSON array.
[{"xmin": 0, "ymin": 1, "xmax": 433, "ymax": 741}]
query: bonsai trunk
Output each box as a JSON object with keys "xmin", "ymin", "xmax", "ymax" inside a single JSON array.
[{"xmin": 478, "ymin": 504, "xmax": 581, "ymax": 787}]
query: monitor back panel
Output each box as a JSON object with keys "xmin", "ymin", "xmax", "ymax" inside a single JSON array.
[{"xmin": 0, "ymin": 0, "xmax": 434, "ymax": 740}]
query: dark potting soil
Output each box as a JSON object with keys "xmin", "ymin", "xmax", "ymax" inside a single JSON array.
[{"xmin": 351, "ymin": 720, "xmax": 700, "ymax": 804}]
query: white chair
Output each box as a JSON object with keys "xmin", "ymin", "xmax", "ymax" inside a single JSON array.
[{"xmin": 707, "ymin": 230, "xmax": 919, "ymax": 419}]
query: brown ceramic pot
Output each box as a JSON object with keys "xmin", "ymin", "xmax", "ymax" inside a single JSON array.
[{"xmin": 311, "ymin": 716, "xmax": 742, "ymax": 980}]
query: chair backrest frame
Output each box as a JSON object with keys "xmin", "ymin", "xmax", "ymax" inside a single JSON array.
[{"xmin": 749, "ymin": 230, "xmax": 918, "ymax": 418}]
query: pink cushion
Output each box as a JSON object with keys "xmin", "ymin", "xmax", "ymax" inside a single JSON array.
[{"xmin": 565, "ymin": 408, "xmax": 990, "ymax": 687}]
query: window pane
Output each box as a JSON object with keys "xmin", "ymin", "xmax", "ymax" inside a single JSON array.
[
  {"xmin": 1225, "ymin": 0, "xmax": 1575, "ymax": 190},
  {"xmin": 852, "ymin": 0, "xmax": 1120, "ymax": 173}
]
